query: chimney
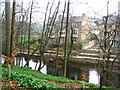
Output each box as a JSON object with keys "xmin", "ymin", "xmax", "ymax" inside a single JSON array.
[
  {"xmin": 82, "ymin": 13, "xmax": 86, "ymax": 17},
  {"xmin": 58, "ymin": 15, "xmax": 62, "ymax": 20}
]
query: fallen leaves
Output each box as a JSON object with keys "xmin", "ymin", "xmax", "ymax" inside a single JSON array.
[{"xmin": 47, "ymin": 80, "xmax": 90, "ymax": 88}]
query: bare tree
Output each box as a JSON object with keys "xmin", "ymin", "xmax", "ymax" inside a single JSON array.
[
  {"xmin": 54, "ymin": 0, "xmax": 66, "ymax": 76},
  {"xmin": 10, "ymin": 0, "xmax": 16, "ymax": 62},
  {"xmin": 63, "ymin": 0, "xmax": 70, "ymax": 78},
  {"xmin": 26, "ymin": 0, "xmax": 33, "ymax": 67},
  {"xmin": 87, "ymin": 2, "xmax": 120, "ymax": 89},
  {"xmin": 24, "ymin": 0, "xmax": 60, "ymax": 71},
  {"xmin": 19, "ymin": 2, "xmax": 25, "ymax": 66},
  {"xmin": 5, "ymin": 0, "xmax": 11, "ymax": 78},
  {"xmin": 5, "ymin": 0, "xmax": 11, "ymax": 58},
  {"xmin": 37, "ymin": 0, "xmax": 60, "ymax": 71},
  {"xmin": 0, "ymin": 0, "xmax": 2, "ymax": 84}
]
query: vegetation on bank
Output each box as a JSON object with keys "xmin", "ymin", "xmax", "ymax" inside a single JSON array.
[{"xmin": 2, "ymin": 64, "xmax": 107, "ymax": 89}]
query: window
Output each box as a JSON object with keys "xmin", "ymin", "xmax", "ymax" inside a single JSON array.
[
  {"xmin": 73, "ymin": 37, "xmax": 77, "ymax": 43},
  {"xmin": 72, "ymin": 23, "xmax": 77, "ymax": 27},
  {"xmin": 73, "ymin": 29, "xmax": 78, "ymax": 35},
  {"xmin": 63, "ymin": 23, "xmax": 65, "ymax": 27},
  {"xmin": 109, "ymin": 25, "xmax": 112, "ymax": 28},
  {"xmin": 60, "ymin": 38, "xmax": 64, "ymax": 42},
  {"xmin": 117, "ymin": 31, "xmax": 120, "ymax": 36},
  {"xmin": 61, "ymin": 31, "xmax": 65, "ymax": 34},
  {"xmin": 59, "ymin": 29, "xmax": 66, "ymax": 35},
  {"xmin": 61, "ymin": 29, "xmax": 65, "ymax": 34}
]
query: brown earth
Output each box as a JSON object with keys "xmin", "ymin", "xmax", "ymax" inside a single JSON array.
[
  {"xmin": 47, "ymin": 80, "xmax": 90, "ymax": 89},
  {"xmin": 1, "ymin": 80, "xmax": 90, "ymax": 89}
]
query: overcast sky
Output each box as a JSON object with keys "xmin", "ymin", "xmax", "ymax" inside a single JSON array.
[
  {"xmin": 1, "ymin": 0, "xmax": 120, "ymax": 22},
  {"xmin": 26, "ymin": 0, "xmax": 120, "ymax": 22}
]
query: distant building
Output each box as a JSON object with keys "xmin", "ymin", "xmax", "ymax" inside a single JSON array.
[
  {"xmin": 100, "ymin": 14, "xmax": 120, "ymax": 48},
  {"xmin": 118, "ymin": 1, "xmax": 120, "ymax": 51},
  {"xmin": 88, "ymin": 16, "xmax": 103, "ymax": 35},
  {"xmin": 50, "ymin": 14, "xmax": 97, "ymax": 49}
]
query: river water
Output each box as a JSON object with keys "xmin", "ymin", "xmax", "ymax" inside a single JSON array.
[{"xmin": 2, "ymin": 57, "xmax": 120, "ymax": 87}]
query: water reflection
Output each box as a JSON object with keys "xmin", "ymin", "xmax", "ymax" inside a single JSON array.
[
  {"xmin": 2, "ymin": 57, "xmax": 47, "ymax": 74},
  {"xmin": 2, "ymin": 58, "xmax": 4, "ymax": 63},
  {"xmin": 89, "ymin": 69, "xmax": 100, "ymax": 85},
  {"xmin": 1, "ymin": 57, "xmax": 100, "ymax": 85},
  {"xmin": 46, "ymin": 62, "xmax": 100, "ymax": 85}
]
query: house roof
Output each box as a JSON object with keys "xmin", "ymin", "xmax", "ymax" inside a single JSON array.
[
  {"xmin": 102, "ymin": 15, "xmax": 120, "ymax": 24},
  {"xmin": 107, "ymin": 15, "xmax": 117, "ymax": 24},
  {"xmin": 118, "ymin": 16, "xmax": 120, "ymax": 24},
  {"xmin": 69, "ymin": 16, "xmax": 83, "ymax": 23},
  {"xmin": 55, "ymin": 16, "xmax": 82, "ymax": 24}
]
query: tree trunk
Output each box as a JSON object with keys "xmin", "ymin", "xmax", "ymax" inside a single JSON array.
[
  {"xmin": 8, "ymin": 64, "xmax": 11, "ymax": 79},
  {"xmin": 0, "ymin": 0, "xmax": 2, "ymax": 77},
  {"xmin": 26, "ymin": 0, "xmax": 33, "ymax": 67},
  {"xmin": 5, "ymin": 0, "xmax": 11, "ymax": 58},
  {"xmin": 10, "ymin": 0, "xmax": 16, "ymax": 57},
  {"xmin": 10, "ymin": 0, "xmax": 16, "ymax": 69},
  {"xmin": 54, "ymin": 1, "xmax": 66, "ymax": 76},
  {"xmin": 99, "ymin": 65, "xmax": 106, "ymax": 89},
  {"xmin": 5, "ymin": 0, "xmax": 11, "ymax": 78},
  {"xmin": 63, "ymin": 0, "xmax": 69, "ymax": 78},
  {"xmin": 35, "ymin": 62, "xmax": 38, "ymax": 70},
  {"xmin": 99, "ymin": 3, "xmax": 108, "ymax": 88},
  {"xmin": 38, "ymin": 56, "xmax": 42, "ymax": 71},
  {"xmin": 19, "ymin": 2, "xmax": 24, "ymax": 66},
  {"xmin": 22, "ymin": 15, "xmax": 28, "ymax": 67}
]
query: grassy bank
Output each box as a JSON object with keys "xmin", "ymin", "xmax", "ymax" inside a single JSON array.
[{"xmin": 2, "ymin": 64, "xmax": 107, "ymax": 89}]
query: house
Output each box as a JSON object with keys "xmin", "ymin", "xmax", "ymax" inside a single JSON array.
[
  {"xmin": 118, "ymin": 1, "xmax": 120, "ymax": 50},
  {"xmin": 50, "ymin": 13, "xmax": 97, "ymax": 49},
  {"xmin": 100, "ymin": 14, "xmax": 120, "ymax": 48}
]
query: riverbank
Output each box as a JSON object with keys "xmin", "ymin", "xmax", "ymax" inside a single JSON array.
[
  {"xmin": 1, "ymin": 64, "xmax": 107, "ymax": 89},
  {"xmin": 17, "ymin": 48, "xmax": 119, "ymax": 65}
]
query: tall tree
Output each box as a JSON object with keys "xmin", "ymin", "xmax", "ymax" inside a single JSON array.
[
  {"xmin": 63, "ymin": 0, "xmax": 70, "ymax": 78},
  {"xmin": 10, "ymin": 0, "xmax": 16, "ymax": 57},
  {"xmin": 54, "ymin": 0, "xmax": 66, "ymax": 76},
  {"xmin": 5, "ymin": 0, "xmax": 11, "ymax": 57},
  {"xmin": 5, "ymin": 0, "xmax": 11, "ymax": 78},
  {"xmin": 0, "ymin": 0, "xmax": 2, "ymax": 86},
  {"xmin": 26, "ymin": 0, "xmax": 33, "ymax": 67},
  {"xmin": 88, "ymin": 2, "xmax": 120, "ymax": 89},
  {"xmin": 19, "ymin": 2, "xmax": 24, "ymax": 66},
  {"xmin": 24, "ymin": 0, "xmax": 60, "ymax": 71},
  {"xmin": 37, "ymin": 0, "xmax": 60, "ymax": 71}
]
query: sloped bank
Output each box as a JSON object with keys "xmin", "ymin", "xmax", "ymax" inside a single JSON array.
[{"xmin": 2, "ymin": 64, "xmax": 107, "ymax": 89}]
